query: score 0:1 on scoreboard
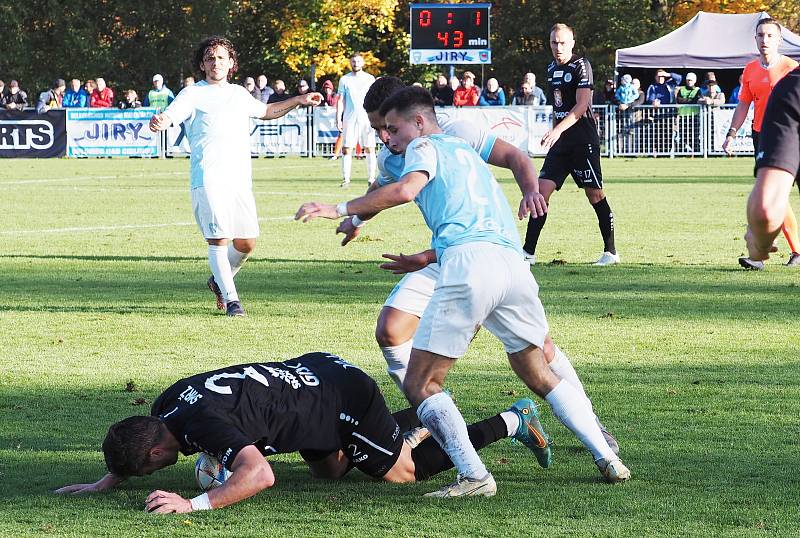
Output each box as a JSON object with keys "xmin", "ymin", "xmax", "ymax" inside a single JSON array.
[{"xmin": 409, "ymin": 3, "xmax": 491, "ymax": 65}]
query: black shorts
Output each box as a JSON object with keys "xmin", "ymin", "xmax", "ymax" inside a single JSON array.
[
  {"xmin": 539, "ymin": 142, "xmax": 603, "ymax": 190},
  {"xmin": 299, "ymin": 363, "xmax": 402, "ymax": 478}
]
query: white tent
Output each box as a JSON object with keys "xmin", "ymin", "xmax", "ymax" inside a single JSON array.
[{"xmin": 616, "ymin": 11, "xmax": 800, "ymax": 69}]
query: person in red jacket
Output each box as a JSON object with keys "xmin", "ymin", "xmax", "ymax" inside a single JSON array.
[
  {"xmin": 453, "ymin": 71, "xmax": 479, "ymax": 106},
  {"xmin": 90, "ymin": 77, "xmax": 114, "ymax": 108}
]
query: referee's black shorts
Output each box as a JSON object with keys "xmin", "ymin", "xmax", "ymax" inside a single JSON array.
[{"xmin": 540, "ymin": 142, "xmax": 603, "ymax": 190}]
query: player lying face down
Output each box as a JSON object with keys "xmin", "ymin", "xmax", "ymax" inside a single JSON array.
[{"xmin": 56, "ymin": 353, "xmax": 550, "ymax": 510}]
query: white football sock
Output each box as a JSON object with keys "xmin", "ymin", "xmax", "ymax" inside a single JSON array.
[
  {"xmin": 380, "ymin": 340, "xmax": 412, "ymax": 391},
  {"xmin": 366, "ymin": 151, "xmax": 377, "ymax": 183},
  {"xmin": 227, "ymin": 244, "xmax": 249, "ymax": 277},
  {"xmin": 417, "ymin": 392, "xmax": 488, "ymax": 480},
  {"xmin": 549, "ymin": 345, "xmax": 595, "ymax": 413},
  {"xmin": 208, "ymin": 245, "xmax": 238, "ymax": 304},
  {"xmin": 500, "ymin": 410, "xmax": 520, "ymax": 437},
  {"xmin": 545, "ymin": 380, "xmax": 616, "ymax": 462},
  {"xmin": 342, "ymin": 153, "xmax": 352, "ymax": 182}
]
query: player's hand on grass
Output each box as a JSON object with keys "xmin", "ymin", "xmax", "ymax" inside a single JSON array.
[
  {"xmin": 380, "ymin": 251, "xmax": 432, "ymax": 274},
  {"xmin": 295, "ymin": 202, "xmax": 339, "ymax": 222},
  {"xmin": 336, "ymin": 217, "xmax": 361, "ymax": 246},
  {"xmin": 540, "ymin": 129, "xmax": 561, "ymax": 150},
  {"xmin": 744, "ymin": 227, "xmax": 771, "ymax": 261},
  {"xmin": 145, "ymin": 490, "xmax": 192, "ymax": 514},
  {"xmin": 519, "ymin": 191, "xmax": 547, "ymax": 219},
  {"xmin": 149, "ymin": 114, "xmax": 170, "ymax": 132}
]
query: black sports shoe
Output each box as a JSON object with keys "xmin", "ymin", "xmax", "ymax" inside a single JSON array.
[
  {"xmin": 738, "ymin": 257, "xmax": 764, "ymax": 270},
  {"xmin": 225, "ymin": 301, "xmax": 246, "ymax": 317},
  {"xmin": 786, "ymin": 252, "xmax": 800, "ymax": 267},
  {"xmin": 207, "ymin": 276, "xmax": 225, "ymax": 310}
]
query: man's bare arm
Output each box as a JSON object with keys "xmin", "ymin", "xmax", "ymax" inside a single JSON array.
[
  {"xmin": 261, "ymin": 93, "xmax": 322, "ymax": 120},
  {"xmin": 487, "ymin": 139, "xmax": 547, "ymax": 219},
  {"xmin": 55, "ymin": 472, "xmax": 125, "ymax": 495}
]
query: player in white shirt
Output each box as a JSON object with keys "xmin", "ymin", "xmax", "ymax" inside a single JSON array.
[
  {"xmin": 295, "ymin": 87, "xmax": 630, "ymax": 496},
  {"xmin": 149, "ymin": 36, "xmax": 321, "ymax": 317},
  {"xmin": 336, "ymin": 53, "xmax": 377, "ymax": 187}
]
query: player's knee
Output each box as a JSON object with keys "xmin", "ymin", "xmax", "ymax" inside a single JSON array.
[
  {"xmin": 234, "ymin": 238, "xmax": 256, "ymax": 254},
  {"xmin": 586, "ymin": 189, "xmax": 604, "ymax": 204},
  {"xmin": 543, "ymin": 335, "xmax": 555, "ymax": 363},
  {"xmin": 375, "ymin": 323, "xmax": 403, "ymax": 348}
]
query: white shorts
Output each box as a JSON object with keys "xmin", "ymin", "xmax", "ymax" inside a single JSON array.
[
  {"xmin": 383, "ymin": 263, "xmax": 440, "ymax": 317},
  {"xmin": 342, "ymin": 116, "xmax": 376, "ymax": 149},
  {"xmin": 191, "ymin": 186, "xmax": 260, "ymax": 240},
  {"xmin": 414, "ymin": 242, "xmax": 549, "ymax": 358}
]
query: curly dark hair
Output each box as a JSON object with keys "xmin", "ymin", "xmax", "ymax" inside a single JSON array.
[
  {"xmin": 102, "ymin": 416, "xmax": 164, "ymax": 477},
  {"xmin": 193, "ymin": 36, "xmax": 239, "ymax": 81}
]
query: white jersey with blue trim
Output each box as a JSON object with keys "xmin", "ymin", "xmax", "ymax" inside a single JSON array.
[
  {"xmin": 162, "ymin": 80, "xmax": 266, "ymax": 190},
  {"xmin": 377, "ymin": 118, "xmax": 497, "ymax": 186},
  {"xmin": 401, "ymin": 133, "xmax": 522, "ymax": 259}
]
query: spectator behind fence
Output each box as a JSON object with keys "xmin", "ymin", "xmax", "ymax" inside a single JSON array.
[
  {"xmin": 267, "ymin": 79, "xmax": 290, "ymax": 103},
  {"xmin": 36, "ymin": 78, "xmax": 66, "ymax": 113},
  {"xmin": 449, "ymin": 75, "xmax": 460, "ymax": 93},
  {"xmin": 91, "ymin": 78, "xmax": 114, "ymax": 108},
  {"xmin": 698, "ymin": 72, "xmax": 725, "ymax": 106},
  {"xmin": 84, "ymin": 79, "xmax": 96, "ymax": 97},
  {"xmin": 431, "ymin": 74, "xmax": 454, "ymax": 106},
  {"xmin": 4, "ymin": 80, "xmax": 28, "ymax": 110},
  {"xmin": 646, "ymin": 69, "xmax": 681, "ymax": 106},
  {"xmin": 675, "ymin": 72, "xmax": 700, "ymax": 106},
  {"xmin": 728, "ymin": 74, "xmax": 742, "ymax": 104},
  {"xmin": 614, "ymin": 74, "xmax": 637, "ymax": 107},
  {"xmin": 244, "ymin": 76, "xmax": 258, "ymax": 99},
  {"xmin": 256, "ymin": 74, "xmax": 273, "ymax": 103},
  {"xmin": 519, "ymin": 72, "xmax": 547, "ymax": 105},
  {"xmin": 602, "ymin": 79, "xmax": 617, "ymax": 104},
  {"xmin": 453, "ymin": 70, "xmax": 479, "ymax": 106},
  {"xmin": 513, "ymin": 80, "xmax": 544, "ymax": 105},
  {"xmin": 0, "ymin": 80, "xmax": 8, "ymax": 103},
  {"xmin": 63, "ymin": 79, "xmax": 89, "ymax": 108},
  {"xmin": 320, "ymin": 79, "xmax": 338, "ymax": 107},
  {"xmin": 479, "ymin": 77, "xmax": 506, "ymax": 106},
  {"xmin": 675, "ymin": 72, "xmax": 701, "ymax": 152},
  {"xmin": 631, "ymin": 78, "xmax": 644, "ymax": 104},
  {"xmin": 118, "ymin": 89, "xmax": 142, "ymax": 109},
  {"xmin": 145, "ymin": 74, "xmax": 174, "ymax": 111},
  {"xmin": 296, "ymin": 79, "xmax": 310, "ymax": 96}
]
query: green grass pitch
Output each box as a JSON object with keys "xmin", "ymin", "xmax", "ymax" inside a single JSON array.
[{"xmin": 1, "ymin": 156, "xmax": 798, "ymax": 537}]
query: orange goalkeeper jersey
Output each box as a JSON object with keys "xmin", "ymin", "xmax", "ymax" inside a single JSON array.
[{"xmin": 739, "ymin": 55, "xmax": 799, "ymax": 132}]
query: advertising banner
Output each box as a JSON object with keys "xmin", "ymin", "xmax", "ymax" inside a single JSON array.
[
  {"xmin": 314, "ymin": 107, "xmax": 339, "ymax": 145},
  {"xmin": 0, "ymin": 109, "xmax": 67, "ymax": 158},
  {"xmin": 66, "ymin": 108, "xmax": 159, "ymax": 157},
  {"xmin": 710, "ymin": 106, "xmax": 754, "ymax": 154}
]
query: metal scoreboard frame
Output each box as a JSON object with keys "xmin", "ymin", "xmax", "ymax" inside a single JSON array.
[{"xmin": 409, "ymin": 3, "xmax": 491, "ymax": 65}]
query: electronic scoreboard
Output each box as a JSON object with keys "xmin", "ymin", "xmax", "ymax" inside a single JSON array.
[{"xmin": 409, "ymin": 3, "xmax": 491, "ymax": 65}]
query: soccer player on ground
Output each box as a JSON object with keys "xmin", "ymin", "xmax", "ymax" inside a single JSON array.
[
  {"xmin": 337, "ymin": 76, "xmax": 619, "ymax": 457},
  {"xmin": 337, "ymin": 53, "xmax": 377, "ymax": 187},
  {"xmin": 148, "ymin": 36, "xmax": 322, "ymax": 317},
  {"xmin": 296, "ymin": 87, "xmax": 630, "ymax": 497},
  {"xmin": 55, "ymin": 353, "xmax": 549, "ymax": 509},
  {"xmin": 722, "ymin": 18, "xmax": 800, "ymax": 270},
  {"xmin": 746, "ymin": 67, "xmax": 800, "ymax": 261},
  {"xmin": 524, "ymin": 23, "xmax": 618, "ymax": 266}
]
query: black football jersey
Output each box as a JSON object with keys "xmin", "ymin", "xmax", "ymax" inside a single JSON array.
[
  {"xmin": 150, "ymin": 352, "xmax": 364, "ymax": 469},
  {"xmin": 546, "ymin": 54, "xmax": 600, "ymax": 146},
  {"xmin": 756, "ymin": 67, "xmax": 800, "ymax": 178}
]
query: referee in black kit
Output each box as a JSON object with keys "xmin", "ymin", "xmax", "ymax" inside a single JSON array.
[
  {"xmin": 524, "ymin": 23, "xmax": 619, "ymax": 266},
  {"xmin": 746, "ymin": 67, "xmax": 800, "ymax": 261}
]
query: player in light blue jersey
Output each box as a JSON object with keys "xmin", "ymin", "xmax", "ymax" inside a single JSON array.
[{"xmin": 296, "ymin": 87, "xmax": 630, "ymax": 496}]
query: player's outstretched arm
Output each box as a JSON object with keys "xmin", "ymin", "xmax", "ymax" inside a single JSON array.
[
  {"xmin": 144, "ymin": 446, "xmax": 275, "ymax": 514},
  {"xmin": 379, "ymin": 250, "xmax": 437, "ymax": 274},
  {"xmin": 487, "ymin": 139, "xmax": 546, "ymax": 219},
  {"xmin": 746, "ymin": 166, "xmax": 794, "ymax": 260},
  {"xmin": 55, "ymin": 472, "xmax": 126, "ymax": 495},
  {"xmin": 261, "ymin": 93, "xmax": 323, "ymax": 120},
  {"xmin": 336, "ymin": 182, "xmax": 382, "ymax": 245}
]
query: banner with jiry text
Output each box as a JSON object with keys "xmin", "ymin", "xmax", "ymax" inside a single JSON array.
[
  {"xmin": 0, "ymin": 109, "xmax": 67, "ymax": 158},
  {"xmin": 66, "ymin": 108, "xmax": 159, "ymax": 157},
  {"xmin": 165, "ymin": 108, "xmax": 311, "ymax": 156}
]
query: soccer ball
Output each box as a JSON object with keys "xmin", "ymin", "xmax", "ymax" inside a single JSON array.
[{"xmin": 195, "ymin": 453, "xmax": 232, "ymax": 491}]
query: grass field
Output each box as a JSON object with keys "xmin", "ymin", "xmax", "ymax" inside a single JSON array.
[{"xmin": 1, "ymin": 156, "xmax": 798, "ymax": 537}]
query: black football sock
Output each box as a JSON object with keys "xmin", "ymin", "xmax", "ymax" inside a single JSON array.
[
  {"xmin": 523, "ymin": 212, "xmax": 548, "ymax": 255},
  {"xmin": 412, "ymin": 414, "xmax": 507, "ymax": 481},
  {"xmin": 592, "ymin": 197, "xmax": 616, "ymax": 254},
  {"xmin": 392, "ymin": 407, "xmax": 421, "ymax": 432}
]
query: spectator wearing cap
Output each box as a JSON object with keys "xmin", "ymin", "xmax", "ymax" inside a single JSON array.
[
  {"xmin": 675, "ymin": 72, "xmax": 702, "ymax": 152},
  {"xmin": 90, "ymin": 78, "xmax": 114, "ymax": 108},
  {"xmin": 4, "ymin": 80, "xmax": 28, "ymax": 110},
  {"xmin": 614, "ymin": 74, "xmax": 638, "ymax": 108},
  {"xmin": 698, "ymin": 71, "xmax": 725, "ymax": 106},
  {"xmin": 675, "ymin": 72, "xmax": 701, "ymax": 106},
  {"xmin": 478, "ymin": 77, "xmax": 506, "ymax": 106},
  {"xmin": 36, "ymin": 78, "xmax": 66, "ymax": 113},
  {"xmin": 646, "ymin": 69, "xmax": 681, "ymax": 106},
  {"xmin": 453, "ymin": 70, "xmax": 479, "ymax": 106},
  {"xmin": 144, "ymin": 74, "xmax": 174, "ymax": 112},
  {"xmin": 63, "ymin": 79, "xmax": 89, "ymax": 108}
]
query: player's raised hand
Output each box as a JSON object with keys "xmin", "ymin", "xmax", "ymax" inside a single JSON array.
[
  {"xmin": 336, "ymin": 217, "xmax": 361, "ymax": 246},
  {"xmin": 380, "ymin": 251, "xmax": 433, "ymax": 274},
  {"xmin": 149, "ymin": 113, "xmax": 170, "ymax": 132},
  {"xmin": 145, "ymin": 490, "xmax": 192, "ymax": 514},
  {"xmin": 519, "ymin": 191, "xmax": 548, "ymax": 219},
  {"xmin": 295, "ymin": 202, "xmax": 339, "ymax": 222}
]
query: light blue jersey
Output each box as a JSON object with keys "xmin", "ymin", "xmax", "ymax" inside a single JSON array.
[
  {"xmin": 377, "ymin": 118, "xmax": 497, "ymax": 186},
  {"xmin": 401, "ymin": 133, "xmax": 522, "ymax": 259}
]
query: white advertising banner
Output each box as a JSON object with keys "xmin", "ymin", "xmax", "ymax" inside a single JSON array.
[
  {"xmin": 313, "ymin": 106, "xmax": 340, "ymax": 144},
  {"xmin": 711, "ymin": 105, "xmax": 754, "ymax": 154},
  {"xmin": 435, "ymin": 106, "xmax": 552, "ymax": 156},
  {"xmin": 66, "ymin": 108, "xmax": 159, "ymax": 157}
]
